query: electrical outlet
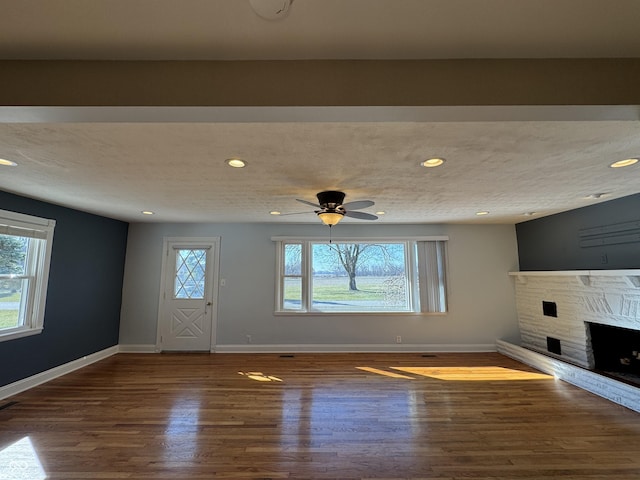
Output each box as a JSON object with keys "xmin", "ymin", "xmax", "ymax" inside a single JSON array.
[
  {"xmin": 396, "ymin": 335, "xmax": 402, "ymax": 344},
  {"xmin": 246, "ymin": 334, "xmax": 252, "ymax": 344}
]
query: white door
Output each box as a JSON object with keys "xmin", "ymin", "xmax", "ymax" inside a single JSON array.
[{"xmin": 158, "ymin": 238, "xmax": 220, "ymax": 352}]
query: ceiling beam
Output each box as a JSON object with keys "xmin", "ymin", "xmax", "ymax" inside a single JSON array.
[{"xmin": 2, "ymin": 59, "xmax": 640, "ymax": 107}]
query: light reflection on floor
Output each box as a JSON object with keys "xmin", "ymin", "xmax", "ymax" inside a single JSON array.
[
  {"xmin": 356, "ymin": 366, "xmax": 414, "ymax": 379},
  {"xmin": 278, "ymin": 385, "xmax": 420, "ymax": 450},
  {"xmin": 359, "ymin": 365, "xmax": 553, "ymax": 381},
  {"xmin": 164, "ymin": 396, "xmax": 202, "ymax": 464},
  {"xmin": 0, "ymin": 437, "xmax": 47, "ymax": 480},
  {"xmin": 238, "ymin": 371, "xmax": 283, "ymax": 382}
]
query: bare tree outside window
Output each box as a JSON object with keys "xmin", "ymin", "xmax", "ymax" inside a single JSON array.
[
  {"xmin": 316, "ymin": 243, "xmax": 399, "ymax": 291},
  {"xmin": 284, "ymin": 244, "xmax": 302, "ymax": 275},
  {"xmin": 310, "ymin": 243, "xmax": 408, "ymax": 312}
]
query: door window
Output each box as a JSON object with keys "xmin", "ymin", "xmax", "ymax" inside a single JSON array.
[{"xmin": 174, "ymin": 249, "xmax": 207, "ymax": 299}]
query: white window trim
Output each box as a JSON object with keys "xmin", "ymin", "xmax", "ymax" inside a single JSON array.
[
  {"xmin": 0, "ymin": 209, "xmax": 55, "ymax": 343},
  {"xmin": 271, "ymin": 235, "xmax": 449, "ymax": 242},
  {"xmin": 274, "ymin": 236, "xmax": 448, "ymax": 315}
]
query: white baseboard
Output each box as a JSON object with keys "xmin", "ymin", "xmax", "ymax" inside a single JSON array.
[
  {"xmin": 117, "ymin": 343, "xmax": 497, "ymax": 354},
  {"xmin": 497, "ymin": 339, "xmax": 640, "ymax": 413},
  {"xmin": 118, "ymin": 344, "xmax": 158, "ymax": 353},
  {"xmin": 0, "ymin": 345, "xmax": 119, "ymax": 401},
  {"xmin": 214, "ymin": 343, "xmax": 497, "ymax": 353}
]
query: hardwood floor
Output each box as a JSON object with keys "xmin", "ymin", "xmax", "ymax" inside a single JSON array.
[{"xmin": 1, "ymin": 352, "xmax": 640, "ymax": 479}]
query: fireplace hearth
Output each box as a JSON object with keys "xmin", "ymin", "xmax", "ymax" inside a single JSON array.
[
  {"xmin": 510, "ymin": 270, "xmax": 640, "ymax": 411},
  {"xmin": 588, "ymin": 322, "xmax": 640, "ymax": 386}
]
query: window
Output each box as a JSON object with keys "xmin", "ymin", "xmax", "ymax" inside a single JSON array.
[
  {"xmin": 274, "ymin": 237, "xmax": 448, "ymax": 314},
  {"xmin": 0, "ymin": 209, "xmax": 55, "ymax": 342}
]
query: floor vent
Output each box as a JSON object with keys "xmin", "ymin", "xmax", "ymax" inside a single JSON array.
[
  {"xmin": 279, "ymin": 354, "xmax": 295, "ymax": 358},
  {"xmin": 421, "ymin": 354, "xmax": 437, "ymax": 357}
]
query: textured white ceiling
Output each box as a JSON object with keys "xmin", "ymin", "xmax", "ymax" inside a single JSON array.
[{"xmin": 1, "ymin": 107, "xmax": 639, "ymax": 224}]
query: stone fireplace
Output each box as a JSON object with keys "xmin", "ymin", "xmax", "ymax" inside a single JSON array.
[{"xmin": 499, "ymin": 270, "xmax": 640, "ymax": 412}]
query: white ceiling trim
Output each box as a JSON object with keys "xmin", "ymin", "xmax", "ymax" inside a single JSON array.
[{"xmin": 1, "ymin": 105, "xmax": 639, "ymax": 124}]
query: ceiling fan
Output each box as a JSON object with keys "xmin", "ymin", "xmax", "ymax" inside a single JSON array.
[{"xmin": 295, "ymin": 191, "xmax": 378, "ymax": 226}]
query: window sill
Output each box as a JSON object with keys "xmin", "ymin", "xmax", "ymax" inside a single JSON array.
[
  {"xmin": 0, "ymin": 327, "xmax": 43, "ymax": 343},
  {"xmin": 274, "ymin": 311, "xmax": 444, "ymax": 317}
]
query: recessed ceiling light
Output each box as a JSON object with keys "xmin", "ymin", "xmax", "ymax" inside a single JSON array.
[
  {"xmin": 226, "ymin": 158, "xmax": 246, "ymax": 168},
  {"xmin": 0, "ymin": 158, "xmax": 17, "ymax": 166},
  {"xmin": 141, "ymin": 210, "xmax": 155, "ymax": 215},
  {"xmin": 375, "ymin": 211, "xmax": 386, "ymax": 215},
  {"xmin": 584, "ymin": 193, "xmax": 609, "ymax": 200},
  {"xmin": 420, "ymin": 158, "xmax": 446, "ymax": 168},
  {"xmin": 610, "ymin": 158, "xmax": 638, "ymax": 168},
  {"xmin": 270, "ymin": 211, "xmax": 281, "ymax": 215},
  {"xmin": 523, "ymin": 212, "xmax": 537, "ymax": 217},
  {"xmin": 476, "ymin": 211, "xmax": 489, "ymax": 216}
]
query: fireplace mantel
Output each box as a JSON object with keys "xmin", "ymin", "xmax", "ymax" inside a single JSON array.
[
  {"xmin": 508, "ymin": 269, "xmax": 640, "ymax": 348},
  {"xmin": 509, "ymin": 270, "xmax": 640, "ymax": 288}
]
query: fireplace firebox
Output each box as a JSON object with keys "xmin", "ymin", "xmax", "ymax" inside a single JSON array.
[{"xmin": 588, "ymin": 322, "xmax": 640, "ymax": 385}]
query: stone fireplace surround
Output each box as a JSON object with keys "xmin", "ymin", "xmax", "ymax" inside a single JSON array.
[{"xmin": 497, "ymin": 270, "xmax": 640, "ymax": 413}]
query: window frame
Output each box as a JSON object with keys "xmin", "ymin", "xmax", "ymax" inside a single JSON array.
[
  {"xmin": 273, "ymin": 236, "xmax": 448, "ymax": 315},
  {"xmin": 281, "ymin": 242, "xmax": 307, "ymax": 311},
  {"xmin": 0, "ymin": 209, "xmax": 56, "ymax": 343}
]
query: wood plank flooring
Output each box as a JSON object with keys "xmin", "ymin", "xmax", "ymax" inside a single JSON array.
[{"xmin": 1, "ymin": 352, "xmax": 640, "ymax": 479}]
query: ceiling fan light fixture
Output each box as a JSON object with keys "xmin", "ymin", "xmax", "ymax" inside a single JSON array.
[{"xmin": 318, "ymin": 211, "xmax": 344, "ymax": 226}]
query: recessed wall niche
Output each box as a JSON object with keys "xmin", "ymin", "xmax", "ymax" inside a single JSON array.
[
  {"xmin": 542, "ymin": 300, "xmax": 558, "ymax": 317},
  {"xmin": 547, "ymin": 336, "xmax": 562, "ymax": 355}
]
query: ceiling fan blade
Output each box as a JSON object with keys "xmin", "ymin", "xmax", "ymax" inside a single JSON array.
[
  {"xmin": 344, "ymin": 210, "xmax": 378, "ymax": 220},
  {"xmin": 296, "ymin": 198, "xmax": 321, "ymax": 208},
  {"xmin": 341, "ymin": 200, "xmax": 374, "ymax": 210},
  {"xmin": 278, "ymin": 211, "xmax": 313, "ymax": 216}
]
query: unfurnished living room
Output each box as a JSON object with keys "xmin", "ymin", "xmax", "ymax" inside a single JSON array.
[{"xmin": 1, "ymin": 1, "xmax": 640, "ymax": 479}]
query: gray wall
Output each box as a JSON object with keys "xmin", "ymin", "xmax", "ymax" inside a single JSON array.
[
  {"xmin": 0, "ymin": 191, "xmax": 128, "ymax": 387},
  {"xmin": 119, "ymin": 222, "xmax": 520, "ymax": 350},
  {"xmin": 516, "ymin": 193, "xmax": 640, "ymax": 271}
]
